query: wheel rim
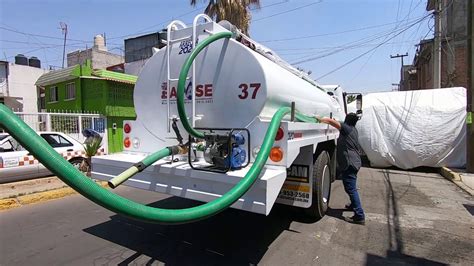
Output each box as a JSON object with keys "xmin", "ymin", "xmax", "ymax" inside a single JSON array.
[{"xmin": 321, "ymin": 164, "xmax": 331, "ymax": 203}]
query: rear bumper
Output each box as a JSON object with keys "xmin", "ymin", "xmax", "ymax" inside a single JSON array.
[{"xmin": 92, "ymin": 153, "xmax": 287, "ymax": 215}]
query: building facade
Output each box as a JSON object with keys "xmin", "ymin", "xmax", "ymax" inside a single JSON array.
[
  {"xmin": 67, "ymin": 35, "xmax": 124, "ymax": 70},
  {"xmin": 400, "ymin": 0, "xmax": 468, "ymax": 91},
  {"xmin": 36, "ymin": 61, "xmax": 137, "ymax": 153},
  {"xmin": 0, "ymin": 59, "xmax": 48, "ymax": 113},
  {"xmin": 124, "ymin": 31, "xmax": 166, "ymax": 75}
]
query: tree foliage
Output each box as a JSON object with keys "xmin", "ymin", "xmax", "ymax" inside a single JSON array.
[{"xmin": 191, "ymin": 0, "xmax": 260, "ymax": 35}]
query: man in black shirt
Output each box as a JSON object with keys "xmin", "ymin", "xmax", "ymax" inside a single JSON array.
[{"xmin": 316, "ymin": 113, "xmax": 365, "ymax": 225}]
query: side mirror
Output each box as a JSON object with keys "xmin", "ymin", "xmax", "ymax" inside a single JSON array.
[
  {"xmin": 343, "ymin": 92, "xmax": 363, "ymax": 117},
  {"xmin": 356, "ymin": 94, "xmax": 363, "ymax": 116}
]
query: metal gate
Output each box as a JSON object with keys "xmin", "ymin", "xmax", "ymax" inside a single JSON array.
[{"xmin": 10, "ymin": 111, "xmax": 108, "ymax": 153}]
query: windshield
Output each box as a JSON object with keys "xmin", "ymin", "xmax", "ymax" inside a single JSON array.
[{"xmin": 0, "ymin": 134, "xmax": 9, "ymax": 141}]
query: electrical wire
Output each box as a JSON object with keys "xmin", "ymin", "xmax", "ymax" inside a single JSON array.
[
  {"xmin": 258, "ymin": 15, "xmax": 428, "ymax": 43},
  {"xmin": 313, "ymin": 13, "xmax": 432, "ymax": 80},
  {"xmin": 108, "ymin": 0, "xmax": 290, "ymax": 40},
  {"xmin": 253, "ymin": 1, "xmax": 322, "ymax": 22},
  {"xmin": 0, "ymin": 26, "xmax": 90, "ymax": 44},
  {"xmin": 289, "ymin": 16, "xmax": 430, "ymax": 64}
]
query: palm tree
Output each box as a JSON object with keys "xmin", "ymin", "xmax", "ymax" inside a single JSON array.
[
  {"xmin": 190, "ymin": 0, "xmax": 260, "ymax": 36},
  {"xmin": 82, "ymin": 135, "xmax": 102, "ymax": 177}
]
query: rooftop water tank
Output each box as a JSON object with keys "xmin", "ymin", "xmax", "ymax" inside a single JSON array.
[
  {"xmin": 28, "ymin": 56, "xmax": 41, "ymax": 68},
  {"xmin": 15, "ymin": 54, "xmax": 28, "ymax": 66},
  {"xmin": 94, "ymin": 34, "xmax": 107, "ymax": 51}
]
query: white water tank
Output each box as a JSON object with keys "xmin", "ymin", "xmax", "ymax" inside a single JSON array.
[{"xmin": 132, "ymin": 21, "xmax": 344, "ymax": 150}]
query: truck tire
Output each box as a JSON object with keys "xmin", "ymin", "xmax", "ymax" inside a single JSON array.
[{"xmin": 305, "ymin": 151, "xmax": 331, "ymax": 219}]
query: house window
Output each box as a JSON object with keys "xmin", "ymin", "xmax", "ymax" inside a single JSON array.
[
  {"xmin": 65, "ymin": 83, "xmax": 75, "ymax": 100},
  {"xmin": 49, "ymin": 86, "xmax": 58, "ymax": 102}
]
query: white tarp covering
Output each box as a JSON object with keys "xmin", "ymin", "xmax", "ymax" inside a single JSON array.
[{"xmin": 356, "ymin": 87, "xmax": 466, "ymax": 169}]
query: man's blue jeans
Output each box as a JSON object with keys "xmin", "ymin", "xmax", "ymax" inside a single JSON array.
[{"xmin": 341, "ymin": 166, "xmax": 365, "ymax": 219}]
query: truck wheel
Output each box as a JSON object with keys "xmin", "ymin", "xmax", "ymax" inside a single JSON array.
[{"xmin": 305, "ymin": 151, "xmax": 331, "ymax": 219}]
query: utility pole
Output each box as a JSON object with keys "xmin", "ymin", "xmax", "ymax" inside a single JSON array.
[
  {"xmin": 467, "ymin": 0, "xmax": 473, "ymax": 172},
  {"xmin": 60, "ymin": 22, "xmax": 68, "ymax": 68},
  {"xmin": 433, "ymin": 0, "xmax": 442, "ymax": 88},
  {"xmin": 390, "ymin": 53, "xmax": 408, "ymax": 90}
]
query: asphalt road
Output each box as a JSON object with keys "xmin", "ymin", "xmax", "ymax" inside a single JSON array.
[{"xmin": 1, "ymin": 167, "xmax": 473, "ymax": 265}]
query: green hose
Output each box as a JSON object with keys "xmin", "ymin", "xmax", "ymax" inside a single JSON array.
[
  {"xmin": 0, "ymin": 103, "xmax": 290, "ymax": 223},
  {"xmin": 0, "ymin": 31, "xmax": 320, "ymax": 224},
  {"xmin": 176, "ymin": 31, "xmax": 318, "ymax": 138},
  {"xmin": 177, "ymin": 31, "xmax": 233, "ymax": 139},
  {"xmin": 108, "ymin": 148, "xmax": 172, "ymax": 188}
]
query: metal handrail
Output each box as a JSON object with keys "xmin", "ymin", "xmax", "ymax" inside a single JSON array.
[
  {"xmin": 166, "ymin": 20, "xmax": 187, "ymax": 132},
  {"xmin": 191, "ymin": 14, "xmax": 212, "ymax": 127}
]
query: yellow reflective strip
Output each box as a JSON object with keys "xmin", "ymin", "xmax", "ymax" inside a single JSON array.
[{"xmin": 282, "ymin": 184, "xmax": 310, "ymax": 192}]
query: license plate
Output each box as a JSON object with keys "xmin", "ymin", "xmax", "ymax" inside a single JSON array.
[{"xmin": 3, "ymin": 158, "xmax": 19, "ymax": 168}]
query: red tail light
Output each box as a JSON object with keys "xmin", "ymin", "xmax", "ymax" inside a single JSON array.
[
  {"xmin": 275, "ymin": 127, "xmax": 284, "ymax": 141},
  {"xmin": 124, "ymin": 123, "xmax": 131, "ymax": 134}
]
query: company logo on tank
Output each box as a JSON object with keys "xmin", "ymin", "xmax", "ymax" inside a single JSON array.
[{"xmin": 160, "ymin": 81, "xmax": 213, "ymax": 104}]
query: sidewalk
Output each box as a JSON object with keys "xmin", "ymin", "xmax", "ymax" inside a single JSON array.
[
  {"xmin": 460, "ymin": 172, "xmax": 474, "ymax": 190},
  {"xmin": 0, "ymin": 176, "xmax": 107, "ymax": 210},
  {"xmin": 440, "ymin": 167, "xmax": 474, "ymax": 196},
  {"xmin": 0, "ymin": 176, "xmax": 67, "ymax": 199}
]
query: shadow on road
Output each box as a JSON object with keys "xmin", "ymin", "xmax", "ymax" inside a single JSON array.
[
  {"xmin": 84, "ymin": 197, "xmax": 316, "ymax": 265},
  {"xmin": 364, "ymin": 170, "xmax": 447, "ymax": 266}
]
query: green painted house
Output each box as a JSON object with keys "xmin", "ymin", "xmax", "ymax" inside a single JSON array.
[{"xmin": 36, "ymin": 61, "xmax": 137, "ymax": 153}]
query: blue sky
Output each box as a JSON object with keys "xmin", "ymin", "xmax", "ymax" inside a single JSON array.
[{"xmin": 0, "ymin": 0, "xmax": 432, "ymax": 93}]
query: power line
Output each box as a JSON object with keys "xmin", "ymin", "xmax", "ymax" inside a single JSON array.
[
  {"xmin": 275, "ymin": 40, "xmax": 420, "ymax": 52},
  {"xmin": 259, "ymin": 15, "xmax": 427, "ymax": 43},
  {"xmin": 313, "ymin": 14, "xmax": 432, "ymax": 80},
  {"xmin": 0, "ymin": 26, "xmax": 89, "ymax": 43},
  {"xmin": 289, "ymin": 18, "xmax": 426, "ymax": 64},
  {"xmin": 259, "ymin": 17, "xmax": 428, "ymax": 43},
  {"xmin": 0, "ymin": 25, "xmax": 122, "ymax": 47},
  {"xmin": 108, "ymin": 1, "xmax": 290, "ymax": 41},
  {"xmin": 0, "ymin": 39, "xmax": 85, "ymax": 47},
  {"xmin": 250, "ymin": 0, "xmax": 289, "ymax": 10},
  {"xmin": 253, "ymin": 1, "xmax": 322, "ymax": 22},
  {"xmin": 107, "ymin": 5, "xmax": 207, "ymax": 40}
]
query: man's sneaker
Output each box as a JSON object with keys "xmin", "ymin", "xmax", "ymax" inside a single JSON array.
[{"xmin": 344, "ymin": 216, "xmax": 365, "ymax": 225}]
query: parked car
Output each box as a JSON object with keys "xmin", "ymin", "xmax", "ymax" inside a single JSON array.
[{"xmin": 0, "ymin": 132, "xmax": 90, "ymax": 183}]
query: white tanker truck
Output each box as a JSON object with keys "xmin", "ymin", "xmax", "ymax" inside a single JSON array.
[
  {"xmin": 93, "ymin": 15, "xmax": 362, "ymax": 219},
  {"xmin": 0, "ymin": 15, "xmax": 362, "ymax": 223}
]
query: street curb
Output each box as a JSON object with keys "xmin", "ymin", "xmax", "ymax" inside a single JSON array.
[
  {"xmin": 440, "ymin": 167, "xmax": 461, "ymax": 181},
  {"xmin": 439, "ymin": 167, "xmax": 474, "ymax": 196},
  {"xmin": 0, "ymin": 181, "xmax": 109, "ymax": 211}
]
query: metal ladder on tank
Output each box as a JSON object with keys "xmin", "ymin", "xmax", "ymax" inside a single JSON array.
[{"xmin": 164, "ymin": 14, "xmax": 213, "ymax": 133}]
